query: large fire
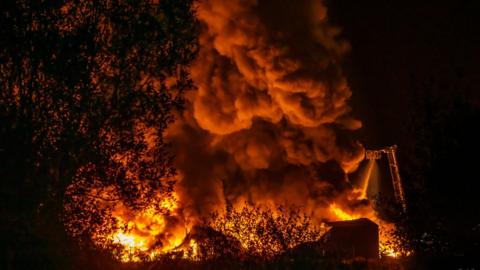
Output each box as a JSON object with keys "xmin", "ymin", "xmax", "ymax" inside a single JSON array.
[
  {"xmin": 85, "ymin": 195, "xmax": 407, "ymax": 262},
  {"xmin": 64, "ymin": 0, "xmax": 411, "ymax": 264},
  {"xmin": 94, "ymin": 193, "xmax": 198, "ymax": 262}
]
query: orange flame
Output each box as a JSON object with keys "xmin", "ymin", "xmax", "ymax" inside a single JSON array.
[
  {"xmin": 91, "ymin": 193, "xmax": 196, "ymax": 262},
  {"xmin": 329, "ymin": 203, "xmax": 360, "ymax": 221}
]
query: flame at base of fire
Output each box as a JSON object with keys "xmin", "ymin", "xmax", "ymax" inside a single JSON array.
[
  {"xmin": 99, "ymin": 203, "xmax": 409, "ymax": 262},
  {"xmin": 86, "ymin": 195, "xmax": 408, "ymax": 262},
  {"xmin": 89, "ymin": 194, "xmax": 199, "ymax": 262}
]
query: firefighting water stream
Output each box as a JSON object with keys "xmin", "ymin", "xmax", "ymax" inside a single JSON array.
[{"xmin": 65, "ymin": 0, "xmax": 407, "ymax": 262}]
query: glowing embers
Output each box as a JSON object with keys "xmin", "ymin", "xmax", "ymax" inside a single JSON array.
[{"xmin": 380, "ymin": 244, "xmax": 400, "ymax": 258}]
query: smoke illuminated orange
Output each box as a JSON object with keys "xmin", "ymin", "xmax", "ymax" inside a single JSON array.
[{"xmin": 65, "ymin": 0, "xmax": 412, "ymax": 263}]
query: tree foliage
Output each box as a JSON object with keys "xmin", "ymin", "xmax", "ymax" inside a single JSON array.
[
  {"xmin": 394, "ymin": 71, "xmax": 480, "ymax": 259},
  {"xmin": 204, "ymin": 203, "xmax": 325, "ymax": 260},
  {"xmin": 0, "ymin": 1, "xmax": 198, "ymax": 268}
]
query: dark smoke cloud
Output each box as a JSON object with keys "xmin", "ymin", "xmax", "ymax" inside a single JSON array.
[{"xmin": 166, "ymin": 0, "xmax": 364, "ymax": 222}]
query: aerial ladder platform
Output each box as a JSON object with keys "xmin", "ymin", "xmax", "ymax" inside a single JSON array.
[{"xmin": 365, "ymin": 145, "xmax": 407, "ymax": 212}]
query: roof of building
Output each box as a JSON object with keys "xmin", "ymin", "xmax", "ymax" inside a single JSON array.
[{"xmin": 326, "ymin": 218, "xmax": 378, "ymax": 228}]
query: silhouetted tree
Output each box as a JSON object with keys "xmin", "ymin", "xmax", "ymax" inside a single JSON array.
[
  {"xmin": 205, "ymin": 202, "xmax": 325, "ymax": 261},
  {"xmin": 0, "ymin": 1, "xmax": 198, "ymax": 269},
  {"xmin": 394, "ymin": 70, "xmax": 480, "ymax": 263}
]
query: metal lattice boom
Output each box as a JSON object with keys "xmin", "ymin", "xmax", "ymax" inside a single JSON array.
[{"xmin": 365, "ymin": 145, "xmax": 407, "ymax": 212}]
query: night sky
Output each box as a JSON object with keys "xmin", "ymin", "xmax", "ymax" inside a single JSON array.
[
  {"xmin": 329, "ymin": 0, "xmax": 479, "ymax": 147},
  {"xmin": 330, "ymin": 2, "xmax": 480, "ymax": 265}
]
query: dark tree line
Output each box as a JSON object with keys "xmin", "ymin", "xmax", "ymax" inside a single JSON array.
[
  {"xmin": 391, "ymin": 70, "xmax": 480, "ymax": 268},
  {"xmin": 0, "ymin": 1, "xmax": 198, "ymax": 269}
]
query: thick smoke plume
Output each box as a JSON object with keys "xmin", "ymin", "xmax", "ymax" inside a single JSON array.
[{"xmin": 167, "ymin": 0, "xmax": 365, "ymax": 224}]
